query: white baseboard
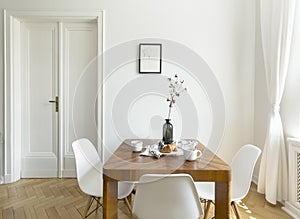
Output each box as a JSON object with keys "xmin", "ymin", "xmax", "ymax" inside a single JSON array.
[
  {"xmin": 62, "ymin": 169, "xmax": 76, "ymax": 178},
  {"xmin": 2, "ymin": 171, "xmax": 75, "ymax": 184},
  {"xmin": 252, "ymin": 174, "xmax": 258, "ymax": 185},
  {"xmin": 282, "ymin": 201, "xmax": 300, "ymax": 219},
  {"xmin": 21, "ymin": 169, "xmax": 76, "ymax": 178},
  {"xmin": 21, "ymin": 170, "xmax": 58, "ymax": 178},
  {"xmin": 4, "ymin": 174, "xmax": 13, "ymax": 184}
]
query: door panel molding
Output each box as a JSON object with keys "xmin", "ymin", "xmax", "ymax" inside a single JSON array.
[
  {"xmin": 61, "ymin": 22, "xmax": 98, "ymax": 176},
  {"xmin": 21, "ymin": 22, "xmax": 59, "ymax": 177},
  {"xmin": 3, "ymin": 10, "xmax": 104, "ymax": 183},
  {"xmin": 24, "ymin": 153, "xmax": 57, "ymax": 157}
]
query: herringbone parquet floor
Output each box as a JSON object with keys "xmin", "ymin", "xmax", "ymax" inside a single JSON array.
[{"xmin": 0, "ymin": 178, "xmax": 292, "ymax": 219}]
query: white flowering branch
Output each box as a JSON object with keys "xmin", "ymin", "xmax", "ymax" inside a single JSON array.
[{"xmin": 166, "ymin": 74, "xmax": 187, "ymax": 119}]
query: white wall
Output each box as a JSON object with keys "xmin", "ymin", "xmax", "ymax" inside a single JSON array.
[
  {"xmin": 281, "ymin": 1, "xmax": 300, "ymax": 139},
  {"xmin": 0, "ymin": 13, "xmax": 3, "ymax": 181},
  {"xmin": 254, "ymin": 0, "xmax": 300, "ymax": 181},
  {"xmin": 0, "ymin": 0, "xmax": 256, "ymax": 177},
  {"xmin": 100, "ymin": 0, "xmax": 256, "ymax": 163},
  {"xmin": 253, "ymin": 0, "xmax": 268, "ymax": 182}
]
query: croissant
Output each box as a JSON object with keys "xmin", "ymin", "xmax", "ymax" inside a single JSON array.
[
  {"xmin": 160, "ymin": 144, "xmax": 177, "ymax": 153},
  {"xmin": 168, "ymin": 143, "xmax": 177, "ymax": 151},
  {"xmin": 160, "ymin": 145, "xmax": 172, "ymax": 153}
]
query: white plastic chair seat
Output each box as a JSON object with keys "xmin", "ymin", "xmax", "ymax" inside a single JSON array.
[
  {"xmin": 79, "ymin": 161, "xmax": 133, "ymax": 199},
  {"xmin": 195, "ymin": 182, "xmax": 246, "ymax": 202},
  {"xmin": 195, "ymin": 182, "xmax": 214, "ymax": 201},
  {"xmin": 195, "ymin": 144, "xmax": 261, "ymax": 219},
  {"xmin": 133, "ymin": 174, "xmax": 203, "ymax": 219},
  {"xmin": 72, "ymin": 138, "xmax": 134, "ymax": 217},
  {"xmin": 79, "ymin": 161, "xmax": 103, "ymax": 197}
]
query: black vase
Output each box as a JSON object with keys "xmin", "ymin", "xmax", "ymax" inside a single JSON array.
[{"xmin": 162, "ymin": 119, "xmax": 173, "ymax": 144}]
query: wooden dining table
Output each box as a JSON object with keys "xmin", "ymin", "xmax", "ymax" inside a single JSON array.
[{"xmin": 103, "ymin": 139, "xmax": 231, "ymax": 219}]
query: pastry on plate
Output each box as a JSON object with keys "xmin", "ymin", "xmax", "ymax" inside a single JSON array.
[
  {"xmin": 160, "ymin": 143, "xmax": 177, "ymax": 153},
  {"xmin": 168, "ymin": 143, "xmax": 177, "ymax": 151},
  {"xmin": 160, "ymin": 145, "xmax": 172, "ymax": 153}
]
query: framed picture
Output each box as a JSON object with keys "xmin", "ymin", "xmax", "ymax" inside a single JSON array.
[{"xmin": 139, "ymin": 43, "xmax": 162, "ymax": 73}]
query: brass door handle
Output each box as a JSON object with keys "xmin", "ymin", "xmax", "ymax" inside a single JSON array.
[{"xmin": 49, "ymin": 96, "xmax": 59, "ymax": 112}]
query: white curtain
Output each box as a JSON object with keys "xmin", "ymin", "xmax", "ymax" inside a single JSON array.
[{"xmin": 257, "ymin": 0, "xmax": 296, "ymax": 204}]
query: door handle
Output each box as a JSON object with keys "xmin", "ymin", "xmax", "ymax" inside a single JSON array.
[{"xmin": 49, "ymin": 96, "xmax": 59, "ymax": 112}]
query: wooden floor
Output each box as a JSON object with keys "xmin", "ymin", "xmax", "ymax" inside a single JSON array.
[{"xmin": 0, "ymin": 178, "xmax": 292, "ymax": 219}]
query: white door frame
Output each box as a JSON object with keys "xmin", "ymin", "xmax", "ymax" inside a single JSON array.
[{"xmin": 3, "ymin": 10, "xmax": 104, "ymax": 183}]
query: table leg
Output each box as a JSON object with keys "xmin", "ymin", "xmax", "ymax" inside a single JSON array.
[
  {"xmin": 215, "ymin": 181, "xmax": 231, "ymax": 219},
  {"xmin": 103, "ymin": 177, "xmax": 118, "ymax": 219}
]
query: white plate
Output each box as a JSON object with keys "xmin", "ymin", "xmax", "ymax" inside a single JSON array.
[
  {"xmin": 146, "ymin": 144, "xmax": 184, "ymax": 157},
  {"xmin": 160, "ymin": 148, "xmax": 183, "ymax": 156}
]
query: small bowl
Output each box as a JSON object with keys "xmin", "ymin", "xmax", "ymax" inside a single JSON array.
[{"xmin": 131, "ymin": 140, "xmax": 143, "ymax": 152}]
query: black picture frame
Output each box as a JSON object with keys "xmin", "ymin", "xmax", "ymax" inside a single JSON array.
[{"xmin": 139, "ymin": 43, "xmax": 162, "ymax": 74}]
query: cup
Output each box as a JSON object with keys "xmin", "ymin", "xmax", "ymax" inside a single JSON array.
[
  {"xmin": 131, "ymin": 140, "xmax": 143, "ymax": 152},
  {"xmin": 183, "ymin": 148, "xmax": 202, "ymax": 161}
]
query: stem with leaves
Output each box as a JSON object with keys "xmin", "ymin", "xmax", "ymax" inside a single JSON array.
[{"xmin": 166, "ymin": 74, "xmax": 187, "ymax": 120}]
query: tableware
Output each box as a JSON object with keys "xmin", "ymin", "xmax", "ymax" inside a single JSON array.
[
  {"xmin": 160, "ymin": 149, "xmax": 183, "ymax": 156},
  {"xmin": 183, "ymin": 148, "xmax": 202, "ymax": 161},
  {"xmin": 140, "ymin": 144, "xmax": 183, "ymax": 158},
  {"xmin": 177, "ymin": 139, "xmax": 197, "ymax": 149},
  {"xmin": 152, "ymin": 144, "xmax": 182, "ymax": 156},
  {"xmin": 149, "ymin": 149, "xmax": 162, "ymax": 158},
  {"xmin": 140, "ymin": 144, "xmax": 162, "ymax": 158},
  {"xmin": 131, "ymin": 140, "xmax": 143, "ymax": 152}
]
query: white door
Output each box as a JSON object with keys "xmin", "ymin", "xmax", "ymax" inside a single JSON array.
[
  {"xmin": 61, "ymin": 22, "xmax": 98, "ymax": 177},
  {"xmin": 20, "ymin": 21, "xmax": 98, "ymax": 178},
  {"xmin": 21, "ymin": 22, "xmax": 59, "ymax": 177}
]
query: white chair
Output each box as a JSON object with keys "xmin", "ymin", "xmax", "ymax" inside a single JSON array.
[
  {"xmin": 195, "ymin": 144, "xmax": 261, "ymax": 219},
  {"xmin": 132, "ymin": 174, "xmax": 203, "ymax": 219},
  {"xmin": 72, "ymin": 138, "xmax": 134, "ymax": 218}
]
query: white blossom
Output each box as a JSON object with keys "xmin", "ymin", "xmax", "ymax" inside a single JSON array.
[{"xmin": 166, "ymin": 74, "xmax": 187, "ymax": 119}]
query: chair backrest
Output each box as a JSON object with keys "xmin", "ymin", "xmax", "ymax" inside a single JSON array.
[
  {"xmin": 133, "ymin": 174, "xmax": 203, "ymax": 219},
  {"xmin": 72, "ymin": 138, "xmax": 102, "ymax": 197},
  {"xmin": 231, "ymin": 144, "xmax": 261, "ymax": 200}
]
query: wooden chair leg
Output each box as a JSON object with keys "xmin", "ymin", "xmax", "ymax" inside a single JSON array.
[
  {"xmin": 127, "ymin": 192, "xmax": 133, "ymax": 204},
  {"xmin": 84, "ymin": 196, "xmax": 93, "ymax": 218},
  {"xmin": 231, "ymin": 201, "xmax": 241, "ymax": 219},
  {"xmin": 124, "ymin": 197, "xmax": 132, "ymax": 214},
  {"xmin": 230, "ymin": 203, "xmax": 236, "ymax": 218},
  {"xmin": 84, "ymin": 196, "xmax": 103, "ymax": 218},
  {"xmin": 95, "ymin": 197, "xmax": 101, "ymax": 214},
  {"xmin": 203, "ymin": 200, "xmax": 212, "ymax": 219}
]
